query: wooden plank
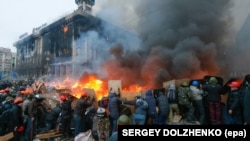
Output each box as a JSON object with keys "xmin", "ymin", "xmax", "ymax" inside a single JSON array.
[
  {"xmin": 163, "ymin": 79, "xmax": 190, "ymax": 88},
  {"xmin": 35, "ymin": 133, "xmax": 63, "ymax": 140},
  {"xmin": 83, "ymin": 88, "xmax": 96, "ymax": 101},
  {"xmin": 0, "ymin": 132, "xmax": 14, "ymax": 141},
  {"xmin": 163, "ymin": 80, "xmax": 176, "ymax": 89},
  {"xmin": 35, "ymin": 131, "xmax": 63, "ymax": 139},
  {"xmin": 108, "ymin": 80, "xmax": 122, "ymax": 95}
]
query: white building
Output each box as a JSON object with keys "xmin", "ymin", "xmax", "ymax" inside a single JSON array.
[{"xmin": 0, "ymin": 47, "xmax": 15, "ymax": 77}]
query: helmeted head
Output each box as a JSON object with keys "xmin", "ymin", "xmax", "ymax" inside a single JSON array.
[
  {"xmin": 209, "ymin": 77, "xmax": 218, "ymax": 84},
  {"xmin": 81, "ymin": 91, "xmax": 88, "ymax": 97},
  {"xmin": 191, "ymin": 80, "xmax": 199, "ymax": 86},
  {"xmin": 181, "ymin": 82, "xmax": 189, "ymax": 87},
  {"xmin": 228, "ymin": 81, "xmax": 240, "ymax": 88},
  {"xmin": 14, "ymin": 97, "xmax": 23, "ymax": 104},
  {"xmin": 97, "ymin": 107, "xmax": 106, "ymax": 117},
  {"xmin": 117, "ymin": 114, "xmax": 131, "ymax": 125},
  {"xmin": 5, "ymin": 96, "xmax": 14, "ymax": 102},
  {"xmin": 60, "ymin": 95, "xmax": 67, "ymax": 101},
  {"xmin": 35, "ymin": 94, "xmax": 45, "ymax": 101}
]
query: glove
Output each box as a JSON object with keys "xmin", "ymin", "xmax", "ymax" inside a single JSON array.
[{"xmin": 15, "ymin": 125, "xmax": 25, "ymax": 132}]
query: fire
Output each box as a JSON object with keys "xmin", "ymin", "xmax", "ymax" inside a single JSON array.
[
  {"xmin": 71, "ymin": 75, "xmax": 107, "ymax": 100},
  {"xmin": 45, "ymin": 73, "xmax": 147, "ymax": 101}
]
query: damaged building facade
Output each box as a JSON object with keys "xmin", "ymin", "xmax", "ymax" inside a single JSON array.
[{"xmin": 14, "ymin": 10, "xmax": 105, "ymax": 78}]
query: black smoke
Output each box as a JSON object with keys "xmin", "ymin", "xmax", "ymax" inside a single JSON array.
[{"xmin": 95, "ymin": 0, "xmax": 235, "ymax": 88}]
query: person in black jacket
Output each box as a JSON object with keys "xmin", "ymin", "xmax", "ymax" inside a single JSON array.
[
  {"xmin": 43, "ymin": 104, "xmax": 61, "ymax": 132},
  {"xmin": 11, "ymin": 97, "xmax": 24, "ymax": 141},
  {"xmin": 73, "ymin": 91, "xmax": 92, "ymax": 137},
  {"xmin": 202, "ymin": 77, "xmax": 224, "ymax": 125},
  {"xmin": 60, "ymin": 95, "xmax": 73, "ymax": 138},
  {"xmin": 226, "ymin": 81, "xmax": 243, "ymax": 125},
  {"xmin": 241, "ymin": 76, "xmax": 250, "ymax": 125}
]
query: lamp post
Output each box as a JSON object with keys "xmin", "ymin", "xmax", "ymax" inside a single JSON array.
[{"xmin": 46, "ymin": 57, "xmax": 50, "ymax": 74}]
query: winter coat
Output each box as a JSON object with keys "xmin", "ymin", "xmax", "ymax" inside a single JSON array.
[
  {"xmin": 190, "ymin": 85, "xmax": 203, "ymax": 101},
  {"xmin": 241, "ymin": 87, "xmax": 250, "ymax": 124},
  {"xmin": 61, "ymin": 100, "xmax": 72, "ymax": 119},
  {"xmin": 227, "ymin": 90, "xmax": 241, "ymax": 114},
  {"xmin": 166, "ymin": 84, "xmax": 178, "ymax": 104},
  {"xmin": 156, "ymin": 92, "xmax": 169, "ymax": 116},
  {"xmin": 74, "ymin": 97, "xmax": 91, "ymax": 116},
  {"xmin": 123, "ymin": 97, "xmax": 148, "ymax": 115},
  {"xmin": 108, "ymin": 92, "xmax": 121, "ymax": 119},
  {"xmin": 202, "ymin": 83, "xmax": 223, "ymax": 102},
  {"xmin": 144, "ymin": 90, "xmax": 157, "ymax": 116},
  {"xmin": 45, "ymin": 105, "xmax": 61, "ymax": 122}
]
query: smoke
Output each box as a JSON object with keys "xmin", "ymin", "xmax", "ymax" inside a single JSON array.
[{"xmin": 88, "ymin": 0, "xmax": 236, "ymax": 88}]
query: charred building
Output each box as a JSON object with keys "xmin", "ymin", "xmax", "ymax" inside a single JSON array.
[
  {"xmin": 14, "ymin": 10, "xmax": 106, "ymax": 78},
  {"xmin": 13, "ymin": 6, "xmax": 139, "ymax": 80}
]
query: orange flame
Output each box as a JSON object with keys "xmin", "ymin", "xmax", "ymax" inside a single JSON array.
[{"xmin": 46, "ymin": 73, "xmax": 147, "ymax": 101}]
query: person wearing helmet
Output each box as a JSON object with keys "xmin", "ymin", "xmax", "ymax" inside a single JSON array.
[
  {"xmin": 123, "ymin": 95, "xmax": 148, "ymax": 125},
  {"xmin": 190, "ymin": 80, "xmax": 205, "ymax": 125},
  {"xmin": 191, "ymin": 80, "xmax": 199, "ymax": 87},
  {"xmin": 202, "ymin": 76, "xmax": 224, "ymax": 125},
  {"xmin": 225, "ymin": 81, "xmax": 243, "ymax": 125},
  {"xmin": 24, "ymin": 93, "xmax": 47, "ymax": 141},
  {"xmin": 11, "ymin": 96, "xmax": 24, "ymax": 141},
  {"xmin": 109, "ymin": 114, "xmax": 131, "ymax": 141},
  {"xmin": 73, "ymin": 91, "xmax": 92, "ymax": 136},
  {"xmin": 177, "ymin": 81, "xmax": 195, "ymax": 123},
  {"xmin": 1, "ymin": 96, "xmax": 14, "ymax": 112},
  {"xmin": 96, "ymin": 107, "xmax": 110, "ymax": 141},
  {"xmin": 60, "ymin": 94, "xmax": 73, "ymax": 138}
]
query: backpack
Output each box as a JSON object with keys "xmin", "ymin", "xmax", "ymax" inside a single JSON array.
[
  {"xmin": 167, "ymin": 88, "xmax": 177, "ymax": 103},
  {"xmin": 177, "ymin": 87, "xmax": 191, "ymax": 105}
]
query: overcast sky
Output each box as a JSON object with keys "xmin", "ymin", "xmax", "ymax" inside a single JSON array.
[{"xmin": 0, "ymin": 0, "xmax": 250, "ymax": 53}]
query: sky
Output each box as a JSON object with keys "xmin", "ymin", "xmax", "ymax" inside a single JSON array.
[{"xmin": 0, "ymin": 0, "xmax": 250, "ymax": 53}]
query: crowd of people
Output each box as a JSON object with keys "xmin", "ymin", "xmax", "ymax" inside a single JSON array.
[{"xmin": 0, "ymin": 74, "xmax": 250, "ymax": 141}]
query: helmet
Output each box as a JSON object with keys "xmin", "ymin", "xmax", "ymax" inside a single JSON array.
[
  {"xmin": 181, "ymin": 82, "xmax": 189, "ymax": 87},
  {"xmin": 136, "ymin": 99, "xmax": 143, "ymax": 105},
  {"xmin": 81, "ymin": 91, "xmax": 88, "ymax": 97},
  {"xmin": 209, "ymin": 77, "xmax": 218, "ymax": 84},
  {"xmin": 117, "ymin": 115, "xmax": 131, "ymax": 125},
  {"xmin": 35, "ymin": 94, "xmax": 45, "ymax": 100},
  {"xmin": 5, "ymin": 96, "xmax": 14, "ymax": 102},
  {"xmin": 191, "ymin": 80, "xmax": 199, "ymax": 86},
  {"xmin": 14, "ymin": 97, "xmax": 23, "ymax": 104},
  {"xmin": 97, "ymin": 107, "xmax": 106, "ymax": 117},
  {"xmin": 60, "ymin": 95, "xmax": 67, "ymax": 101},
  {"xmin": 229, "ymin": 81, "xmax": 240, "ymax": 88}
]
